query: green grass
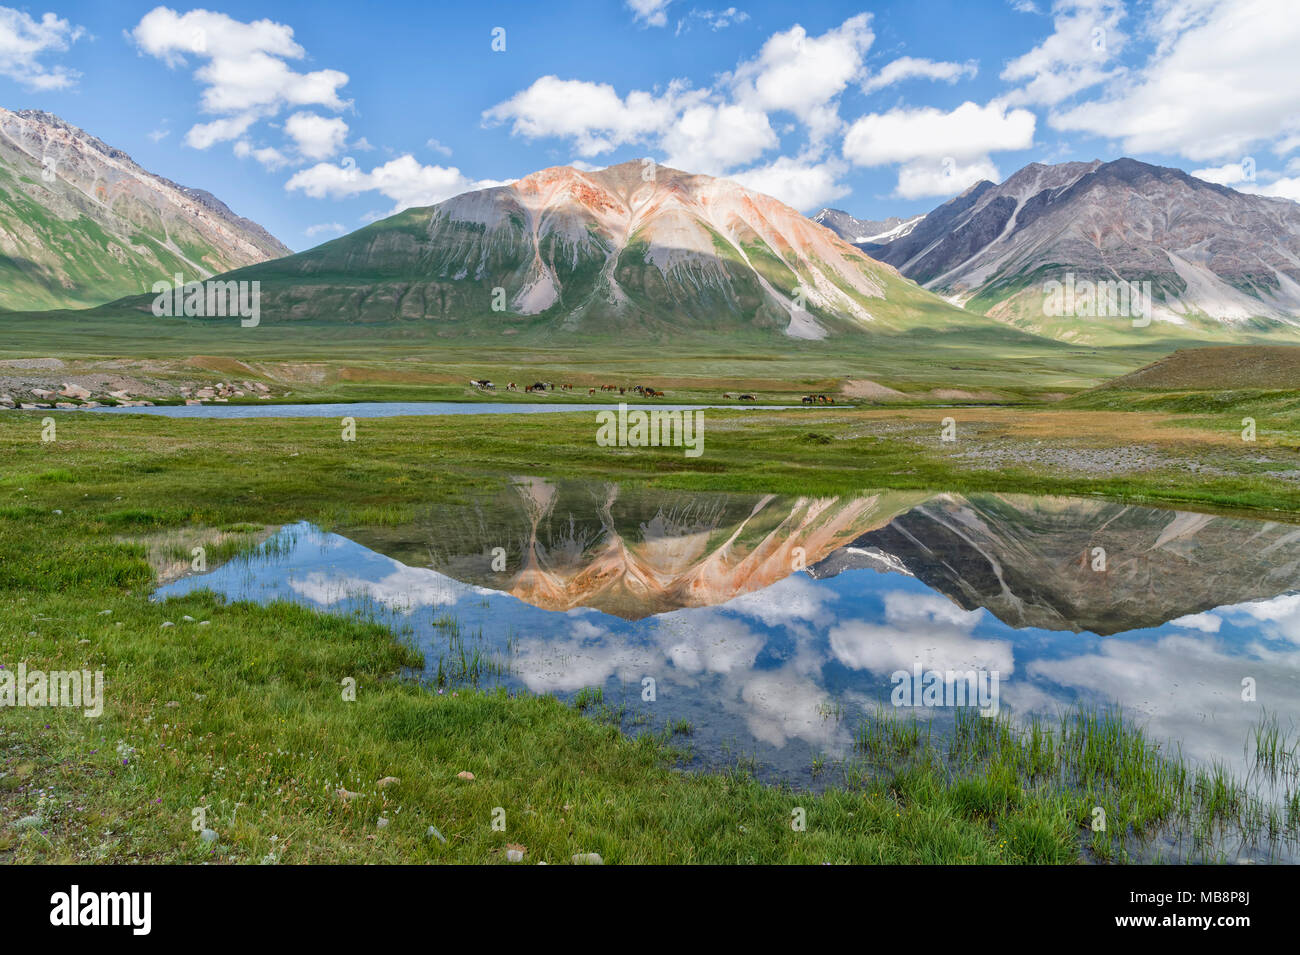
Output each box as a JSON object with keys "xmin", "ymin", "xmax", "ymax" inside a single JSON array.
[{"xmin": 1, "ymin": 404, "xmax": 1299, "ymax": 863}]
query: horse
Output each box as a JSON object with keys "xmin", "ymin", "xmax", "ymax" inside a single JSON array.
[{"xmin": 739, "ymin": 393, "xmax": 757, "ymax": 401}]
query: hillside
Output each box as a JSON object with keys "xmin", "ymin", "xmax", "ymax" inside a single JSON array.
[
  {"xmin": 0, "ymin": 107, "xmax": 290, "ymax": 312},
  {"xmin": 1092, "ymin": 344, "xmax": 1300, "ymax": 391},
  {"xmin": 158, "ymin": 161, "xmax": 1006, "ymax": 340},
  {"xmin": 864, "ymin": 158, "xmax": 1300, "ymax": 343}
]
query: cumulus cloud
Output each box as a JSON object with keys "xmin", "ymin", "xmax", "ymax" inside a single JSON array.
[
  {"xmin": 1049, "ymin": 0, "xmax": 1300, "ymax": 161},
  {"xmin": 861, "ymin": 56, "xmax": 978, "ymax": 94},
  {"xmin": 481, "ymin": 16, "xmax": 877, "ymax": 209},
  {"xmin": 729, "ymin": 155, "xmax": 851, "ymax": 210},
  {"xmin": 1001, "ymin": 0, "xmax": 1126, "ymax": 106},
  {"xmin": 482, "ymin": 75, "xmax": 690, "ymax": 157},
  {"xmin": 285, "ymin": 111, "xmax": 349, "ymax": 160},
  {"xmin": 659, "ymin": 101, "xmax": 777, "ymax": 174},
  {"xmin": 304, "ymin": 222, "xmax": 345, "ymax": 237},
  {"xmin": 234, "ymin": 139, "xmax": 291, "ymax": 170},
  {"xmin": 895, "ymin": 156, "xmax": 1001, "ymax": 199},
  {"xmin": 286, "ymin": 154, "xmax": 511, "ymax": 215},
  {"xmin": 131, "ymin": 7, "xmax": 350, "ymax": 154},
  {"xmin": 728, "ymin": 13, "xmax": 874, "ymax": 145},
  {"xmin": 844, "ymin": 100, "xmax": 1036, "ymax": 165},
  {"xmin": 627, "ymin": 0, "xmax": 673, "ymax": 27},
  {"xmin": 0, "ymin": 6, "xmax": 83, "ymax": 90},
  {"xmin": 842, "ymin": 99, "xmax": 1032, "ymax": 198}
]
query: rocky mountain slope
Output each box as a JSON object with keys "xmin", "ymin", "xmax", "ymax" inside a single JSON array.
[
  {"xmin": 810, "ymin": 492, "xmax": 1300, "ymax": 634},
  {"xmin": 350, "ymin": 480, "xmax": 926, "ymax": 619},
  {"xmin": 861, "ymin": 158, "xmax": 1300, "ymax": 341},
  {"xmin": 0, "ymin": 107, "xmax": 290, "ymax": 311},
  {"xmin": 202, "ymin": 161, "xmax": 987, "ymax": 339},
  {"xmin": 811, "ymin": 208, "xmax": 925, "ymax": 248}
]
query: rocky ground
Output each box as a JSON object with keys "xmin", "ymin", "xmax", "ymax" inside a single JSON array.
[{"xmin": 0, "ymin": 357, "xmax": 279, "ymax": 410}]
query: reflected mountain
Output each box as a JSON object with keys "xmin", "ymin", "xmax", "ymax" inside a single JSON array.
[
  {"xmin": 348, "ymin": 478, "xmax": 926, "ymax": 619},
  {"xmin": 810, "ymin": 493, "xmax": 1300, "ymax": 634},
  {"xmin": 347, "ymin": 481, "xmax": 1300, "ymax": 634}
]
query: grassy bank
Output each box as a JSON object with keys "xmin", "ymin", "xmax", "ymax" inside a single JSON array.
[{"xmin": 1, "ymin": 404, "xmax": 1298, "ymax": 863}]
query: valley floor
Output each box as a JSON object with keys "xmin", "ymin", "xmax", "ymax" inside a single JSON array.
[{"xmin": 1, "ymin": 400, "xmax": 1297, "ymax": 863}]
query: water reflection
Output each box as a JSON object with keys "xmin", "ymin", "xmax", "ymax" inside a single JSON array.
[{"xmin": 155, "ymin": 482, "xmax": 1300, "ymax": 802}]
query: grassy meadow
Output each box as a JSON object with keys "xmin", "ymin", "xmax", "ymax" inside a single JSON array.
[{"xmin": 1, "ymin": 393, "xmax": 1298, "ymax": 863}]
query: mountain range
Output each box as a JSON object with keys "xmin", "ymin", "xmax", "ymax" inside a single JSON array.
[
  {"xmin": 0, "ymin": 107, "xmax": 289, "ymax": 312},
  {"xmin": 5, "ymin": 105, "xmax": 1300, "ymax": 347},
  {"xmin": 204, "ymin": 160, "xmax": 978, "ymax": 339},
  {"xmin": 809, "ymin": 492, "xmax": 1300, "ymax": 635},
  {"xmin": 817, "ymin": 158, "xmax": 1300, "ymax": 341}
]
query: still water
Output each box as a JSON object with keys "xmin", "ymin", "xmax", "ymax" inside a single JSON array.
[{"xmin": 156, "ymin": 480, "xmax": 1300, "ymax": 800}]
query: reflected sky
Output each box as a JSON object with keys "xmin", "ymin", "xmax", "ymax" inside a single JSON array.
[{"xmin": 156, "ymin": 491, "xmax": 1300, "ymax": 789}]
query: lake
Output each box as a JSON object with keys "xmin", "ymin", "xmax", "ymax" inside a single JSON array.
[
  {"xmin": 155, "ymin": 480, "xmax": 1300, "ymax": 857},
  {"xmin": 83, "ymin": 401, "xmax": 798, "ymax": 418}
]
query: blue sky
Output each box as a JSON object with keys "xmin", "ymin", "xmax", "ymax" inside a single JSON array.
[{"xmin": 2, "ymin": 0, "xmax": 1298, "ymax": 250}]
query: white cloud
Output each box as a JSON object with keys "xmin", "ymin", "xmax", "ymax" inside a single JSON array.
[
  {"xmin": 660, "ymin": 101, "xmax": 776, "ymax": 174},
  {"xmin": 1243, "ymin": 177, "xmax": 1300, "ymax": 203},
  {"xmin": 425, "ymin": 137, "xmax": 453, "ymax": 157},
  {"xmin": 0, "ymin": 7, "xmax": 83, "ymax": 90},
  {"xmin": 304, "ymin": 222, "xmax": 345, "ymax": 237},
  {"xmin": 729, "ymin": 155, "xmax": 851, "ymax": 211},
  {"xmin": 1192, "ymin": 160, "xmax": 1254, "ymax": 186},
  {"xmin": 862, "ymin": 56, "xmax": 978, "ymax": 94},
  {"xmin": 1050, "ymin": 0, "xmax": 1300, "ymax": 161},
  {"xmin": 628, "ymin": 0, "xmax": 673, "ymax": 27},
  {"xmin": 1001, "ymin": 0, "xmax": 1126, "ymax": 106},
  {"xmin": 234, "ymin": 139, "xmax": 291, "ymax": 170},
  {"xmin": 131, "ymin": 7, "xmax": 350, "ymax": 154},
  {"xmin": 895, "ymin": 156, "xmax": 1001, "ymax": 199},
  {"xmin": 185, "ymin": 113, "xmax": 258, "ymax": 149},
  {"xmin": 285, "ymin": 111, "xmax": 349, "ymax": 160},
  {"xmin": 482, "ymin": 75, "xmax": 689, "ymax": 157},
  {"xmin": 843, "ymin": 98, "xmax": 1032, "ymax": 195},
  {"xmin": 286, "ymin": 154, "xmax": 511, "ymax": 216},
  {"xmin": 728, "ymin": 14, "xmax": 874, "ymax": 145},
  {"xmin": 481, "ymin": 13, "xmax": 871, "ymax": 205},
  {"xmin": 676, "ymin": 7, "xmax": 749, "ymax": 34}
]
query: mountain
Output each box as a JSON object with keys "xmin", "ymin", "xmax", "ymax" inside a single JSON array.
[
  {"xmin": 865, "ymin": 158, "xmax": 1300, "ymax": 341},
  {"xmin": 810, "ymin": 492, "xmax": 1300, "ymax": 635},
  {"xmin": 193, "ymin": 161, "xmax": 989, "ymax": 340},
  {"xmin": 811, "ymin": 208, "xmax": 925, "ymax": 248},
  {"xmin": 347, "ymin": 479, "xmax": 926, "ymax": 619},
  {"xmin": 0, "ymin": 107, "xmax": 290, "ymax": 312}
]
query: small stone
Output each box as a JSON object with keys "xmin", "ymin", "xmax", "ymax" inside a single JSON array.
[
  {"xmin": 456, "ymin": 771, "xmax": 475, "ymax": 781},
  {"xmin": 164, "ymin": 701, "xmax": 180, "ymax": 708},
  {"xmin": 376, "ymin": 816, "xmax": 390, "ymax": 829},
  {"xmin": 97, "ymin": 609, "xmax": 111, "ymax": 616},
  {"xmin": 505, "ymin": 844, "xmax": 526, "ymax": 862},
  {"xmin": 427, "ymin": 826, "xmax": 447, "ymax": 843},
  {"xmin": 160, "ymin": 621, "xmax": 174, "ymax": 628},
  {"xmin": 182, "ymin": 615, "xmax": 195, "ymax": 622},
  {"xmin": 376, "ymin": 776, "xmax": 400, "ymax": 789},
  {"xmin": 335, "ymin": 787, "xmax": 361, "ymax": 803},
  {"xmin": 198, "ymin": 621, "xmax": 210, "ymax": 626},
  {"xmin": 571, "ymin": 852, "xmax": 603, "ymax": 865},
  {"xmin": 199, "ymin": 828, "xmax": 218, "ymax": 844}
]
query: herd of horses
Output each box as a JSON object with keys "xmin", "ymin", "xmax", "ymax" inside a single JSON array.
[
  {"xmin": 470, "ymin": 379, "xmax": 667, "ymax": 397},
  {"xmin": 469, "ymin": 379, "xmax": 827, "ymax": 404}
]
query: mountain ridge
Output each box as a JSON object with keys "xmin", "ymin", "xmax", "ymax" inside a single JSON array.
[{"xmin": 0, "ymin": 106, "xmax": 291, "ymax": 312}]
